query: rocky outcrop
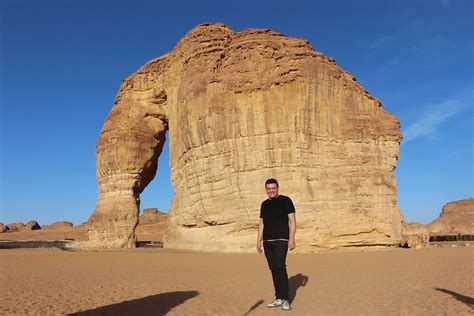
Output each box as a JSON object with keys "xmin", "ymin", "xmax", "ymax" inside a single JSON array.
[
  {"xmin": 135, "ymin": 208, "xmax": 168, "ymax": 241},
  {"xmin": 429, "ymin": 198, "xmax": 474, "ymax": 235},
  {"xmin": 6, "ymin": 223, "xmax": 26, "ymax": 232},
  {"xmin": 0, "ymin": 223, "xmax": 8, "ymax": 233},
  {"xmin": 137, "ymin": 208, "xmax": 167, "ymax": 227},
  {"xmin": 25, "ymin": 221, "xmax": 41, "ymax": 230},
  {"xmin": 87, "ymin": 23, "xmax": 403, "ymax": 251},
  {"xmin": 400, "ymin": 222, "xmax": 430, "ymax": 248},
  {"xmin": 42, "ymin": 221, "xmax": 74, "ymax": 230},
  {"xmin": 5, "ymin": 221, "xmax": 41, "ymax": 232}
]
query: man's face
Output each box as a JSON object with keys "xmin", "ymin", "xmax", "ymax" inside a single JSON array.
[{"xmin": 265, "ymin": 183, "xmax": 279, "ymax": 199}]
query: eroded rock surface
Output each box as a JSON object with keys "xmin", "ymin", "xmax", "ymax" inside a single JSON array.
[
  {"xmin": 429, "ymin": 198, "xmax": 474, "ymax": 235},
  {"xmin": 25, "ymin": 221, "xmax": 41, "ymax": 230},
  {"xmin": 135, "ymin": 208, "xmax": 168, "ymax": 241},
  {"xmin": 6, "ymin": 223, "xmax": 26, "ymax": 232},
  {"xmin": 401, "ymin": 222, "xmax": 430, "ymax": 248},
  {"xmin": 88, "ymin": 23, "xmax": 403, "ymax": 251},
  {"xmin": 0, "ymin": 223, "xmax": 8, "ymax": 233}
]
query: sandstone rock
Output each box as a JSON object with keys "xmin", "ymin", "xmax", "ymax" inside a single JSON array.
[
  {"xmin": 135, "ymin": 208, "xmax": 168, "ymax": 241},
  {"xmin": 138, "ymin": 208, "xmax": 167, "ymax": 224},
  {"xmin": 427, "ymin": 221, "xmax": 449, "ymax": 235},
  {"xmin": 43, "ymin": 221, "xmax": 74, "ymax": 230},
  {"xmin": 25, "ymin": 220, "xmax": 41, "ymax": 230},
  {"xmin": 0, "ymin": 223, "xmax": 8, "ymax": 233},
  {"xmin": 428, "ymin": 198, "xmax": 474, "ymax": 235},
  {"xmin": 141, "ymin": 208, "xmax": 159, "ymax": 217},
  {"xmin": 87, "ymin": 23, "xmax": 403, "ymax": 251},
  {"xmin": 400, "ymin": 235, "xmax": 426, "ymax": 249},
  {"xmin": 6, "ymin": 223, "xmax": 26, "ymax": 232},
  {"xmin": 400, "ymin": 222, "xmax": 430, "ymax": 248}
]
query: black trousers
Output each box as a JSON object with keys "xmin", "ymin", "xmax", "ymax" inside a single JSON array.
[{"xmin": 263, "ymin": 240, "xmax": 289, "ymax": 300}]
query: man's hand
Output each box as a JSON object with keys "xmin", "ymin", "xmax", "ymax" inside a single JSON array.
[
  {"xmin": 287, "ymin": 213, "xmax": 296, "ymax": 250},
  {"xmin": 257, "ymin": 219, "xmax": 264, "ymax": 254},
  {"xmin": 288, "ymin": 238, "xmax": 296, "ymax": 250}
]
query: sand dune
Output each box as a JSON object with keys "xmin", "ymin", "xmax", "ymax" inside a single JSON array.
[{"xmin": 1, "ymin": 247, "xmax": 472, "ymax": 315}]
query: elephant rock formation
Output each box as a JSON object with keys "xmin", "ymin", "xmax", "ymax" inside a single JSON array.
[{"xmin": 87, "ymin": 23, "xmax": 403, "ymax": 252}]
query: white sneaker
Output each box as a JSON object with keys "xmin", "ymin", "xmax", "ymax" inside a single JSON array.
[
  {"xmin": 281, "ymin": 300, "xmax": 291, "ymax": 311},
  {"xmin": 266, "ymin": 299, "xmax": 283, "ymax": 308}
]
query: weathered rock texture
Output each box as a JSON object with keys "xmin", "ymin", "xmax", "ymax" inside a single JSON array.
[
  {"xmin": 25, "ymin": 221, "xmax": 41, "ymax": 230},
  {"xmin": 0, "ymin": 223, "xmax": 8, "ymax": 233},
  {"xmin": 401, "ymin": 222, "xmax": 430, "ymax": 248},
  {"xmin": 6, "ymin": 223, "xmax": 26, "ymax": 232},
  {"xmin": 87, "ymin": 23, "xmax": 403, "ymax": 251},
  {"xmin": 135, "ymin": 208, "xmax": 168, "ymax": 241},
  {"xmin": 428, "ymin": 198, "xmax": 474, "ymax": 235}
]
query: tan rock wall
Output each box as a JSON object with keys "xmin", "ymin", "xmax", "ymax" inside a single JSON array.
[
  {"xmin": 429, "ymin": 198, "xmax": 474, "ymax": 235},
  {"xmin": 401, "ymin": 222, "xmax": 430, "ymax": 248},
  {"xmin": 135, "ymin": 209, "xmax": 167, "ymax": 241}
]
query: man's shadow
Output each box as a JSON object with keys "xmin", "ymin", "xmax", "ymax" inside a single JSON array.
[
  {"xmin": 289, "ymin": 273, "xmax": 309, "ymax": 303},
  {"xmin": 245, "ymin": 274, "xmax": 308, "ymax": 314},
  {"xmin": 69, "ymin": 290, "xmax": 199, "ymax": 316},
  {"xmin": 435, "ymin": 288, "xmax": 474, "ymax": 309}
]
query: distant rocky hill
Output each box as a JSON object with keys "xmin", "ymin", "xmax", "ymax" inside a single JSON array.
[
  {"xmin": 135, "ymin": 208, "xmax": 168, "ymax": 241},
  {"xmin": 0, "ymin": 209, "xmax": 167, "ymax": 242},
  {"xmin": 428, "ymin": 197, "xmax": 474, "ymax": 235},
  {"xmin": 400, "ymin": 197, "xmax": 473, "ymax": 248}
]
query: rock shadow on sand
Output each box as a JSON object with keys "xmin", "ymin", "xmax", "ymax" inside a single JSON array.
[
  {"xmin": 69, "ymin": 290, "xmax": 199, "ymax": 316},
  {"xmin": 436, "ymin": 288, "xmax": 474, "ymax": 309}
]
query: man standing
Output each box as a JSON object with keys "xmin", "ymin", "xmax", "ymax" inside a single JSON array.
[{"xmin": 257, "ymin": 178, "xmax": 296, "ymax": 311}]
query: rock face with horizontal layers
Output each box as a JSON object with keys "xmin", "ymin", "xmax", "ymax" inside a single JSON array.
[
  {"xmin": 429, "ymin": 198, "xmax": 474, "ymax": 235},
  {"xmin": 401, "ymin": 222, "xmax": 430, "ymax": 248},
  {"xmin": 87, "ymin": 23, "xmax": 403, "ymax": 251},
  {"xmin": 135, "ymin": 208, "xmax": 168, "ymax": 241}
]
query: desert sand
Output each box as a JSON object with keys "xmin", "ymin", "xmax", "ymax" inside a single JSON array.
[
  {"xmin": 1, "ymin": 246, "xmax": 472, "ymax": 315},
  {"xmin": 0, "ymin": 226, "xmax": 164, "ymax": 244},
  {"xmin": 0, "ymin": 227, "xmax": 89, "ymax": 242}
]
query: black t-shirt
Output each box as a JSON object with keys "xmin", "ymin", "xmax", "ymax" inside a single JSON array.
[{"xmin": 260, "ymin": 195, "xmax": 295, "ymax": 240}]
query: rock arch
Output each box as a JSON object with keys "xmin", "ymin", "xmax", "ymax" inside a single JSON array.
[{"xmin": 87, "ymin": 23, "xmax": 403, "ymax": 251}]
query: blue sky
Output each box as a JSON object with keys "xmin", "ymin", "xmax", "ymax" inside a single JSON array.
[{"xmin": 1, "ymin": 0, "xmax": 472, "ymax": 226}]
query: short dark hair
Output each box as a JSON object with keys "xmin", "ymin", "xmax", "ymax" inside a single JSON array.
[{"xmin": 265, "ymin": 178, "xmax": 279, "ymax": 187}]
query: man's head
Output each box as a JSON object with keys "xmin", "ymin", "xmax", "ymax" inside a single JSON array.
[{"xmin": 265, "ymin": 178, "xmax": 279, "ymax": 199}]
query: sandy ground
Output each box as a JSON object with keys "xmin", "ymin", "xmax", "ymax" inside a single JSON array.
[
  {"xmin": 0, "ymin": 228, "xmax": 89, "ymax": 242},
  {"xmin": 0, "ymin": 228, "xmax": 163, "ymax": 243},
  {"xmin": 0, "ymin": 246, "xmax": 472, "ymax": 315}
]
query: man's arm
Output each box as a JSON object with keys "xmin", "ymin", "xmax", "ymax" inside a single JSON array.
[
  {"xmin": 256, "ymin": 219, "xmax": 264, "ymax": 254},
  {"xmin": 288, "ymin": 213, "xmax": 296, "ymax": 250}
]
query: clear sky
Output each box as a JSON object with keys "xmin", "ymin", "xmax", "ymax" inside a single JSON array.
[{"xmin": 1, "ymin": 0, "xmax": 473, "ymax": 226}]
